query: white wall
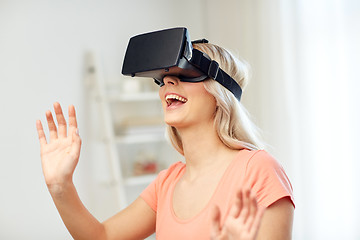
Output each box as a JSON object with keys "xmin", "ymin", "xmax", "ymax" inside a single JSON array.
[
  {"xmin": 205, "ymin": 1, "xmax": 360, "ymax": 239},
  {"xmin": 0, "ymin": 1, "xmax": 207, "ymax": 239},
  {"xmin": 3, "ymin": 1, "xmax": 330, "ymax": 239},
  {"xmin": 204, "ymin": 0, "xmax": 295, "ymax": 172}
]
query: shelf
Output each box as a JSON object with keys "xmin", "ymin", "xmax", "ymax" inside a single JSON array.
[
  {"xmin": 86, "ymin": 55, "xmax": 166, "ymax": 209},
  {"xmin": 107, "ymin": 91, "xmax": 160, "ymax": 102},
  {"xmin": 124, "ymin": 174, "xmax": 157, "ymax": 186}
]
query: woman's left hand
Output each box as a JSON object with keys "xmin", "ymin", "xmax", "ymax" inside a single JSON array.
[{"xmin": 211, "ymin": 189, "xmax": 264, "ymax": 240}]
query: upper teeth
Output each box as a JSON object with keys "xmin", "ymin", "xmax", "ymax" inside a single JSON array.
[{"xmin": 166, "ymin": 94, "xmax": 187, "ymax": 103}]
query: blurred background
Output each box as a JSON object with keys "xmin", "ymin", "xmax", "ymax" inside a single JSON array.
[{"xmin": 0, "ymin": 0, "xmax": 359, "ymax": 239}]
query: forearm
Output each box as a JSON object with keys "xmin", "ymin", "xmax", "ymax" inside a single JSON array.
[
  {"xmin": 49, "ymin": 181, "xmax": 106, "ymax": 240},
  {"xmin": 38, "ymin": 104, "xmax": 106, "ymax": 239}
]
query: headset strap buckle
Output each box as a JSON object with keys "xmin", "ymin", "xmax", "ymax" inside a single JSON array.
[{"xmin": 208, "ymin": 60, "xmax": 219, "ymax": 79}]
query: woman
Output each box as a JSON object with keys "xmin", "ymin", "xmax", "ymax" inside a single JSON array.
[{"xmin": 36, "ymin": 42, "xmax": 294, "ymax": 240}]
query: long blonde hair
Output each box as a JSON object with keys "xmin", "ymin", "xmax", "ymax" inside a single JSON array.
[{"xmin": 166, "ymin": 43, "xmax": 264, "ymax": 155}]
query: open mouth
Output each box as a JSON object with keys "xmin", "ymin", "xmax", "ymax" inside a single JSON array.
[{"xmin": 165, "ymin": 94, "xmax": 188, "ymax": 107}]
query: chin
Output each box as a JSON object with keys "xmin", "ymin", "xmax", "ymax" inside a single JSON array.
[
  {"xmin": 164, "ymin": 116, "xmax": 189, "ymax": 129},
  {"xmin": 164, "ymin": 119, "xmax": 182, "ymax": 128}
]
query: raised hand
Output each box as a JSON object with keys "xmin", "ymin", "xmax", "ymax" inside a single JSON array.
[
  {"xmin": 211, "ymin": 189, "xmax": 264, "ymax": 240},
  {"xmin": 36, "ymin": 103, "xmax": 81, "ymax": 193}
]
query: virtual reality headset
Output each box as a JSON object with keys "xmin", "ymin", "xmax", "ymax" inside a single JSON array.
[{"xmin": 121, "ymin": 27, "xmax": 242, "ymax": 101}]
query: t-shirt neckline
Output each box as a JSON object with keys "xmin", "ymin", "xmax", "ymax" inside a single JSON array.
[{"xmin": 169, "ymin": 150, "xmax": 244, "ymax": 224}]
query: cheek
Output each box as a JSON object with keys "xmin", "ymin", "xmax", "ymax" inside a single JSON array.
[
  {"xmin": 199, "ymin": 96, "xmax": 217, "ymax": 116},
  {"xmin": 191, "ymin": 83, "xmax": 215, "ymax": 104},
  {"xmin": 198, "ymin": 84, "xmax": 217, "ymax": 108},
  {"xmin": 191, "ymin": 92, "xmax": 217, "ymax": 119}
]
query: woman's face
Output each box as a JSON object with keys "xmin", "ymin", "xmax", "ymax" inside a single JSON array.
[{"xmin": 158, "ymin": 76, "xmax": 217, "ymax": 129}]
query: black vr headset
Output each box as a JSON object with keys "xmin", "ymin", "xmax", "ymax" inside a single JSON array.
[{"xmin": 121, "ymin": 27, "xmax": 242, "ymax": 101}]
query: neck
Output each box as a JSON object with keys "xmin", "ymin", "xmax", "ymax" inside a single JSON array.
[{"xmin": 176, "ymin": 120, "xmax": 235, "ymax": 179}]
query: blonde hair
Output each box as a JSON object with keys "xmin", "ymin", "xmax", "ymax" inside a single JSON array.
[{"xmin": 166, "ymin": 43, "xmax": 265, "ymax": 155}]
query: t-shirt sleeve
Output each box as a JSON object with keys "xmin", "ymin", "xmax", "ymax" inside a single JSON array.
[
  {"xmin": 244, "ymin": 150, "xmax": 295, "ymax": 208},
  {"xmin": 140, "ymin": 170, "xmax": 163, "ymax": 212},
  {"xmin": 140, "ymin": 162, "xmax": 182, "ymax": 212}
]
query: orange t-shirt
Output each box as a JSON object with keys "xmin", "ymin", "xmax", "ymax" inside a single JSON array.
[{"xmin": 140, "ymin": 149, "xmax": 294, "ymax": 239}]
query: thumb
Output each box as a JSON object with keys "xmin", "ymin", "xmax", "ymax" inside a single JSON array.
[{"xmin": 70, "ymin": 128, "xmax": 82, "ymax": 159}]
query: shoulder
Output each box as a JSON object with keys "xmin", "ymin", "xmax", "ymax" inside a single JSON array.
[
  {"xmin": 159, "ymin": 161, "xmax": 185, "ymax": 177},
  {"xmin": 155, "ymin": 161, "xmax": 185, "ymax": 186},
  {"xmin": 243, "ymin": 149, "xmax": 288, "ymax": 180},
  {"xmin": 239, "ymin": 150, "xmax": 295, "ymax": 207},
  {"xmin": 234, "ymin": 149, "xmax": 282, "ymax": 172},
  {"xmin": 232, "ymin": 149, "xmax": 278, "ymax": 169}
]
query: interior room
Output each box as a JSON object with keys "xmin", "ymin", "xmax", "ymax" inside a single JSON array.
[{"xmin": 0, "ymin": 0, "xmax": 359, "ymax": 239}]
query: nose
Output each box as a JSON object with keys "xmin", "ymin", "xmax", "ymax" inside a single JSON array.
[{"xmin": 163, "ymin": 76, "xmax": 178, "ymax": 86}]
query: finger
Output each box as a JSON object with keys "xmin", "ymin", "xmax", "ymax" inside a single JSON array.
[
  {"xmin": 68, "ymin": 105, "xmax": 78, "ymax": 132},
  {"xmin": 36, "ymin": 120, "xmax": 47, "ymax": 146},
  {"xmin": 247, "ymin": 192, "xmax": 258, "ymax": 223},
  {"xmin": 46, "ymin": 110, "xmax": 58, "ymax": 141},
  {"xmin": 210, "ymin": 205, "xmax": 221, "ymax": 239},
  {"xmin": 238, "ymin": 189, "xmax": 251, "ymax": 223},
  {"xmin": 229, "ymin": 190, "xmax": 243, "ymax": 218},
  {"xmin": 228, "ymin": 200, "xmax": 240, "ymax": 219},
  {"xmin": 244, "ymin": 192, "xmax": 258, "ymax": 229},
  {"xmin": 70, "ymin": 128, "xmax": 82, "ymax": 160},
  {"xmin": 53, "ymin": 102, "xmax": 67, "ymax": 138}
]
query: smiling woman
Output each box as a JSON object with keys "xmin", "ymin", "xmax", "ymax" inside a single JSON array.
[
  {"xmin": 142, "ymin": 41, "xmax": 295, "ymax": 239},
  {"xmin": 36, "ymin": 29, "xmax": 294, "ymax": 240},
  {"xmin": 165, "ymin": 43, "xmax": 264, "ymax": 155}
]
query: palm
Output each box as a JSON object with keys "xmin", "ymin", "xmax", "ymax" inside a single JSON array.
[
  {"xmin": 36, "ymin": 103, "xmax": 81, "ymax": 186},
  {"xmin": 41, "ymin": 137, "xmax": 78, "ymax": 183},
  {"xmin": 211, "ymin": 189, "xmax": 264, "ymax": 240},
  {"xmin": 221, "ymin": 216, "xmax": 255, "ymax": 240}
]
